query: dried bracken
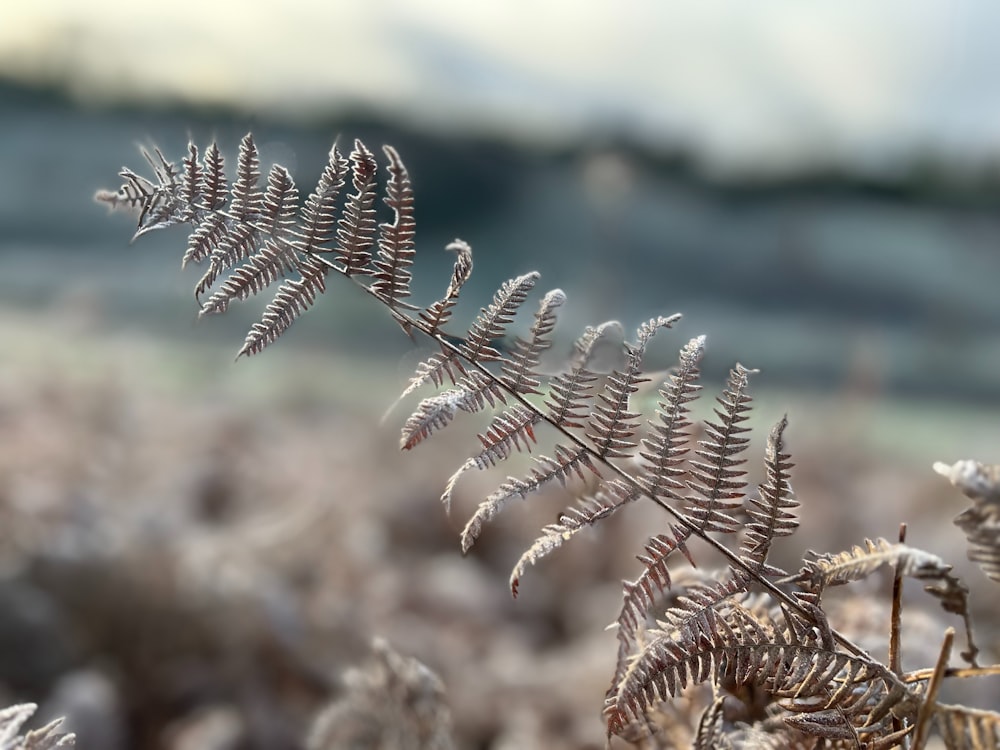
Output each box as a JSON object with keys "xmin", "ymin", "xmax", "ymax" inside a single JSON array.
[{"xmin": 99, "ymin": 135, "xmax": 1000, "ymax": 748}]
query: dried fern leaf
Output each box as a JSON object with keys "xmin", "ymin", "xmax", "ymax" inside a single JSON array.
[
  {"xmin": 544, "ymin": 320, "xmax": 623, "ymax": 428},
  {"xmin": 440, "ymin": 404, "xmax": 540, "ymax": 513},
  {"xmin": 791, "ymin": 537, "xmax": 981, "ymax": 661},
  {"xmin": 954, "ymin": 504, "xmax": 1000, "ymax": 584},
  {"xmin": 175, "ymin": 143, "xmax": 202, "ymax": 223},
  {"xmin": 637, "ymin": 334, "xmax": 705, "ymax": 499},
  {"xmin": 94, "ymin": 166, "xmax": 154, "ymax": 214},
  {"xmin": 193, "ymin": 134, "xmax": 266, "ymax": 300},
  {"xmin": 693, "ymin": 697, "xmax": 730, "ymax": 750},
  {"xmin": 461, "ymin": 444, "xmax": 598, "ymax": 553},
  {"xmin": 420, "ymin": 239, "xmax": 474, "ymax": 333},
  {"xmin": 499, "ymin": 288, "xmax": 566, "ymax": 395},
  {"xmin": 199, "ymin": 239, "xmax": 295, "ymax": 316},
  {"xmin": 615, "ymin": 524, "xmax": 697, "ymax": 642},
  {"xmin": 509, "ymin": 479, "xmax": 639, "ymax": 596},
  {"xmin": 682, "ymin": 363, "xmax": 756, "ymax": 535},
  {"xmin": 184, "ymin": 210, "xmax": 228, "ymax": 269},
  {"xmin": 131, "ymin": 146, "xmax": 185, "ymax": 238},
  {"xmin": 401, "ymin": 370, "xmax": 507, "ymax": 451},
  {"xmin": 935, "ymin": 459, "xmax": 1000, "ymax": 505},
  {"xmin": 180, "ymin": 143, "xmax": 229, "ymax": 268},
  {"xmin": 196, "ymin": 221, "xmax": 259, "ymax": 300},
  {"xmin": 401, "ymin": 390, "xmax": 467, "ymax": 451},
  {"xmin": 935, "ymin": 703, "xmax": 1000, "ymax": 749},
  {"xmin": 605, "ymin": 597, "xmax": 913, "ymax": 742},
  {"xmin": 605, "ymin": 576, "xmax": 747, "ymax": 732},
  {"xmin": 388, "ymin": 350, "xmax": 470, "ymax": 423},
  {"xmin": 461, "ymin": 272, "xmax": 540, "ymax": 363},
  {"xmin": 371, "ymin": 145, "xmax": 418, "ymax": 312},
  {"xmin": 741, "ymin": 415, "xmax": 798, "ymax": 576},
  {"xmin": 96, "ymin": 143, "xmax": 201, "ymax": 243},
  {"xmin": 229, "ymin": 132, "xmax": 263, "ymax": 220},
  {"xmin": 334, "ymin": 139, "xmax": 379, "ymax": 276},
  {"xmin": 586, "ymin": 315, "xmax": 680, "ymax": 460},
  {"xmin": 237, "ymin": 257, "xmax": 327, "ymax": 357},
  {"xmin": 256, "ymin": 163, "xmax": 300, "ymax": 239},
  {"xmin": 199, "ymin": 142, "xmax": 228, "ymax": 212},
  {"xmin": 295, "ymin": 142, "xmax": 350, "ymax": 253},
  {"xmin": 790, "ymin": 538, "xmax": 953, "ymax": 593},
  {"xmin": 199, "ymin": 165, "xmax": 301, "ymax": 316},
  {"xmin": 936, "ymin": 460, "xmax": 1000, "ymax": 585}
]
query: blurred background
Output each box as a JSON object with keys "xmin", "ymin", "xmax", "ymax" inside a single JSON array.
[{"xmin": 1, "ymin": 2, "xmax": 999, "ymax": 749}]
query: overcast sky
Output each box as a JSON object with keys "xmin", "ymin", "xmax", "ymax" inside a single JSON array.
[{"xmin": 3, "ymin": 1, "xmax": 999, "ymax": 176}]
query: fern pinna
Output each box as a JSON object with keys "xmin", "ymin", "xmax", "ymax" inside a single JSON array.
[{"xmin": 99, "ymin": 134, "xmax": 1000, "ymax": 748}]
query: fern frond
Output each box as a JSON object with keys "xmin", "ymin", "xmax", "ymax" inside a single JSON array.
[
  {"xmin": 95, "ymin": 144, "xmax": 198, "ymax": 241},
  {"xmin": 401, "ymin": 370, "xmax": 507, "ymax": 451},
  {"xmin": 509, "ymin": 479, "xmax": 639, "ymax": 596},
  {"xmin": 585, "ymin": 315, "xmax": 679, "ymax": 460},
  {"xmin": 196, "ymin": 221, "xmax": 259, "ymax": 300},
  {"xmin": 199, "ymin": 141, "xmax": 228, "ymax": 212},
  {"xmin": 400, "ymin": 390, "xmax": 467, "ymax": 452},
  {"xmin": 616, "ymin": 525, "xmax": 697, "ymax": 642},
  {"xmin": 440, "ymin": 404, "xmax": 540, "ymax": 513},
  {"xmin": 499, "ymin": 288, "xmax": 566, "ymax": 395},
  {"xmin": 682, "ymin": 363, "xmax": 755, "ymax": 535},
  {"xmin": 544, "ymin": 321, "xmax": 622, "ymax": 429},
  {"xmin": 936, "ymin": 460, "xmax": 1000, "ymax": 584},
  {"xmin": 790, "ymin": 538, "xmax": 953, "ymax": 594},
  {"xmin": 257, "ymin": 164, "xmax": 300, "ymax": 239},
  {"xmin": 198, "ymin": 239, "xmax": 293, "ymax": 317},
  {"xmin": 371, "ymin": 145, "xmax": 417, "ymax": 312},
  {"xmin": 461, "ymin": 272, "xmax": 540, "ymax": 363},
  {"xmin": 605, "ymin": 575, "xmax": 748, "ymax": 731},
  {"xmin": 637, "ymin": 334, "xmax": 705, "ymax": 499},
  {"xmin": 605, "ymin": 594, "xmax": 914, "ymax": 740},
  {"xmin": 191, "ymin": 135, "xmax": 268, "ymax": 301},
  {"xmin": 334, "ymin": 139, "xmax": 379, "ymax": 276},
  {"xmin": 131, "ymin": 146, "xmax": 185, "ymax": 238},
  {"xmin": 470, "ymin": 404, "xmax": 540, "ymax": 468},
  {"xmin": 934, "ymin": 459, "xmax": 1000, "ymax": 505},
  {"xmin": 461, "ymin": 444, "xmax": 598, "ymax": 553},
  {"xmin": 199, "ymin": 165, "xmax": 301, "ymax": 316},
  {"xmin": 391, "ymin": 350, "xmax": 470, "ymax": 416},
  {"xmin": 954, "ymin": 504, "xmax": 1000, "ymax": 584},
  {"xmin": 420, "ymin": 240, "xmax": 474, "ymax": 334},
  {"xmin": 176, "ymin": 143, "xmax": 202, "ymax": 223},
  {"xmin": 178, "ymin": 143, "xmax": 230, "ymax": 268},
  {"xmin": 94, "ymin": 166, "xmax": 154, "ymax": 214},
  {"xmin": 183, "ymin": 210, "xmax": 228, "ymax": 269},
  {"xmin": 693, "ymin": 697, "xmax": 729, "ymax": 750},
  {"xmin": 295, "ymin": 142, "xmax": 349, "ymax": 253},
  {"xmin": 741, "ymin": 415, "xmax": 798, "ymax": 575},
  {"xmin": 935, "ymin": 703, "xmax": 1000, "ymax": 748},
  {"xmin": 237, "ymin": 258, "xmax": 327, "ymax": 357},
  {"xmin": 229, "ymin": 132, "xmax": 263, "ymax": 220}
]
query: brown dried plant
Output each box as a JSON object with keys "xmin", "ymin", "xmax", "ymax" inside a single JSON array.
[{"xmin": 97, "ymin": 134, "xmax": 1000, "ymax": 748}]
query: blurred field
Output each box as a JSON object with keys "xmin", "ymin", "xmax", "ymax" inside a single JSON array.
[{"xmin": 1, "ymin": 295, "xmax": 998, "ymax": 748}]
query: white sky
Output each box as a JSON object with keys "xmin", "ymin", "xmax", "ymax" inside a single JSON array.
[{"xmin": 3, "ymin": 0, "xmax": 999, "ymax": 176}]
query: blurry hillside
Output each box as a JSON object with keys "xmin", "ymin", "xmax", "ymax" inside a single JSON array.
[
  {"xmin": 2, "ymin": 4, "xmax": 1000, "ymax": 748},
  {"xmin": 3, "ymin": 77, "xmax": 1000, "ymax": 401}
]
